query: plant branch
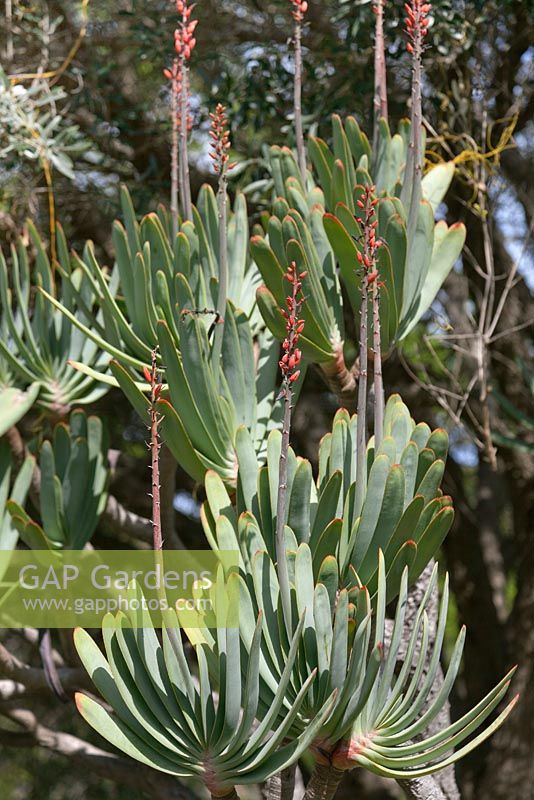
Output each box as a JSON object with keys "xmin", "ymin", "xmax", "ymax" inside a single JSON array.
[
  {"xmin": 0, "ymin": 707, "xmax": 191, "ymax": 800},
  {"xmin": 0, "ymin": 640, "xmax": 90, "ymax": 694},
  {"xmin": 302, "ymin": 764, "xmax": 344, "ymax": 800}
]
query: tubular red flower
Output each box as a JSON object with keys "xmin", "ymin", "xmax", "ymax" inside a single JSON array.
[
  {"xmin": 278, "ymin": 262, "xmax": 306, "ymax": 390},
  {"xmin": 173, "ymin": 0, "xmax": 197, "ymax": 61},
  {"xmin": 404, "ymin": 0, "xmax": 431, "ymax": 55},
  {"xmin": 289, "ymin": 0, "xmax": 308, "ymax": 23}
]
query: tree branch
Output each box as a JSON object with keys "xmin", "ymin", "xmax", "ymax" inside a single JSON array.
[{"xmin": 0, "ymin": 707, "xmax": 192, "ymax": 800}]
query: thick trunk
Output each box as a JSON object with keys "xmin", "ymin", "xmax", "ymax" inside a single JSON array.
[
  {"xmin": 319, "ymin": 358, "xmax": 358, "ymax": 412},
  {"xmin": 302, "ymin": 765, "xmax": 344, "ymax": 800},
  {"xmin": 261, "ymin": 765, "xmax": 296, "ymax": 800}
]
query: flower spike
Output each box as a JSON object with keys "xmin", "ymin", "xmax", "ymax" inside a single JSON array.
[{"xmin": 276, "ymin": 262, "xmax": 306, "ymax": 629}]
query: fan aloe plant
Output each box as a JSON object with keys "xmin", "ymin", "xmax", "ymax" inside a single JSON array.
[
  {"xmin": 42, "ymin": 184, "xmax": 286, "ymax": 485},
  {"xmin": 201, "ymin": 393, "xmax": 453, "ymax": 598},
  {"xmin": 74, "ymin": 582, "xmax": 335, "ymax": 799},
  {"xmin": 7, "ymin": 409, "xmax": 109, "ymax": 550},
  {"xmin": 257, "ymin": 128, "xmax": 464, "ymax": 401},
  {"xmin": 0, "ymin": 222, "xmax": 110, "ymax": 431},
  {"xmin": 0, "ymin": 1, "xmax": 516, "ymax": 797},
  {"xmin": 188, "ymin": 551, "xmax": 517, "ymax": 792}
]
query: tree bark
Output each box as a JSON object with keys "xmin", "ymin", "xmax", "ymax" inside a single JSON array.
[{"xmin": 302, "ymin": 765, "xmax": 344, "ymax": 800}]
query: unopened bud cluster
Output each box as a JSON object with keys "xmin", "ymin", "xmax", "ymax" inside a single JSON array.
[
  {"xmin": 279, "ymin": 262, "xmax": 306, "ymax": 387},
  {"xmin": 404, "ymin": 1, "xmax": 431, "ymax": 54},
  {"xmin": 290, "ymin": 0, "xmax": 308, "ymax": 23},
  {"xmin": 174, "ymin": 0, "xmax": 197, "ymax": 60},
  {"xmin": 143, "ymin": 359, "xmax": 163, "ymax": 408},
  {"xmin": 356, "ymin": 185, "xmax": 382, "ymax": 285},
  {"xmin": 209, "ymin": 104, "xmax": 235, "ymax": 176}
]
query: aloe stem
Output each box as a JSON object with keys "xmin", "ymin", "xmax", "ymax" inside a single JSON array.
[
  {"xmin": 400, "ymin": 1, "xmax": 426, "ymax": 242},
  {"xmin": 170, "ymin": 66, "xmax": 179, "ymax": 239},
  {"xmin": 302, "ymin": 765, "xmax": 344, "ymax": 800},
  {"xmin": 372, "ymin": 0, "xmax": 388, "ymax": 149},
  {"xmin": 261, "ymin": 758, "xmax": 296, "ymax": 799},
  {"xmin": 293, "ymin": 18, "xmax": 306, "ymax": 186},
  {"xmin": 149, "ymin": 348, "xmax": 163, "ymax": 551},
  {"xmin": 275, "ymin": 262, "xmax": 305, "ymax": 631},
  {"xmin": 179, "ymin": 61, "xmax": 193, "ymax": 221},
  {"xmin": 209, "ymin": 103, "xmax": 232, "ymax": 384},
  {"xmin": 211, "ymin": 165, "xmax": 228, "ymax": 385},
  {"xmin": 406, "ymin": 35, "xmax": 422, "ymax": 241},
  {"xmin": 372, "ymin": 278, "xmax": 384, "ymax": 449},
  {"xmin": 276, "ymin": 385, "xmax": 293, "ymax": 631},
  {"xmin": 355, "ymin": 271, "xmax": 369, "ymax": 516}
]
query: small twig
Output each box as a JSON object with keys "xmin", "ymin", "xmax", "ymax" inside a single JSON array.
[{"xmin": 38, "ymin": 629, "xmax": 68, "ymax": 702}]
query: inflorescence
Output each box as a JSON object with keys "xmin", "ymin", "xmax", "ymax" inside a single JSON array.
[
  {"xmin": 356, "ymin": 184, "xmax": 382, "ymax": 283},
  {"xmin": 209, "ymin": 103, "xmax": 234, "ymax": 176},
  {"xmin": 404, "ymin": 1, "xmax": 431, "ymax": 55},
  {"xmin": 289, "ymin": 0, "xmax": 308, "ymax": 23},
  {"xmin": 279, "ymin": 262, "xmax": 306, "ymax": 391}
]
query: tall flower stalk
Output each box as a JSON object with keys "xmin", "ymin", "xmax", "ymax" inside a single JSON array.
[
  {"xmin": 289, "ymin": 0, "xmax": 308, "ymax": 186},
  {"xmin": 209, "ymin": 103, "xmax": 234, "ymax": 383},
  {"xmin": 355, "ymin": 186, "xmax": 382, "ymax": 508},
  {"xmin": 163, "ymin": 59, "xmax": 181, "ymax": 238},
  {"xmin": 173, "ymin": 0, "xmax": 197, "ymax": 222},
  {"xmin": 276, "ymin": 262, "xmax": 306, "ymax": 629},
  {"xmin": 144, "ymin": 350, "xmax": 163, "ymax": 551},
  {"xmin": 372, "ymin": 0, "xmax": 388, "ymax": 149},
  {"xmin": 400, "ymin": 0, "xmax": 431, "ymax": 240}
]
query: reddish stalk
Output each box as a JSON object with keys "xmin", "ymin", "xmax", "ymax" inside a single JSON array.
[
  {"xmin": 355, "ymin": 186, "xmax": 383, "ymax": 508},
  {"xmin": 164, "ymin": 59, "xmax": 181, "ymax": 238},
  {"xmin": 209, "ymin": 103, "xmax": 235, "ymax": 382},
  {"xmin": 400, "ymin": 1, "xmax": 431, "ymax": 240},
  {"xmin": 371, "ymin": 276, "xmax": 384, "ymax": 450},
  {"xmin": 144, "ymin": 349, "xmax": 164, "ymax": 551},
  {"xmin": 290, "ymin": 0, "xmax": 308, "ymax": 186},
  {"xmin": 276, "ymin": 262, "xmax": 306, "ymax": 629},
  {"xmin": 173, "ymin": 0, "xmax": 197, "ymax": 222},
  {"xmin": 372, "ymin": 0, "xmax": 388, "ymax": 149}
]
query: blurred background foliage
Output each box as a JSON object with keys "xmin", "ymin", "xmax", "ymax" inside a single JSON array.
[{"xmin": 0, "ymin": 1, "xmax": 533, "ymax": 799}]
